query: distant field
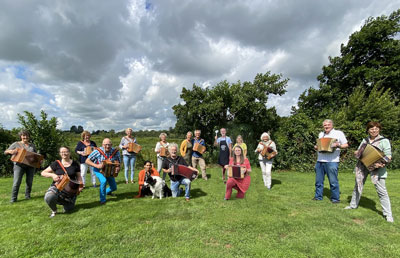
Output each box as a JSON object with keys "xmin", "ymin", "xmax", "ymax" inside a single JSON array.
[{"xmin": 0, "ymin": 168, "xmax": 399, "ymax": 257}]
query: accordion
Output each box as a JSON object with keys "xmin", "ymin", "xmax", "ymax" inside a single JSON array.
[
  {"xmin": 160, "ymin": 147, "xmax": 169, "ymax": 157},
  {"xmin": 261, "ymin": 146, "xmax": 276, "ymax": 160},
  {"xmin": 127, "ymin": 142, "xmax": 142, "ymax": 153},
  {"xmin": 85, "ymin": 146, "xmax": 94, "ymax": 155},
  {"xmin": 228, "ymin": 165, "xmax": 246, "ymax": 179},
  {"xmin": 358, "ymin": 144, "xmax": 388, "ymax": 171},
  {"xmin": 55, "ymin": 174, "xmax": 70, "ymax": 191},
  {"xmin": 171, "ymin": 164, "xmax": 197, "ymax": 181},
  {"xmin": 10, "ymin": 148, "xmax": 44, "ymax": 168},
  {"xmin": 101, "ymin": 160, "xmax": 120, "ymax": 177},
  {"xmin": 55, "ymin": 176, "xmax": 80, "ymax": 196},
  {"xmin": 317, "ymin": 138, "xmax": 337, "ymax": 153},
  {"xmin": 193, "ymin": 143, "xmax": 206, "ymax": 154}
]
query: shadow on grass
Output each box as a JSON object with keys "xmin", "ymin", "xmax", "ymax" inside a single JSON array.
[
  {"xmin": 323, "ymin": 187, "xmax": 331, "ymax": 199},
  {"xmin": 346, "ymin": 195, "xmax": 383, "ymax": 216},
  {"xmin": 27, "ymin": 195, "xmax": 45, "ymax": 201},
  {"xmin": 190, "ymin": 188, "xmax": 207, "ymax": 199},
  {"xmin": 74, "ymin": 191, "xmax": 134, "ymax": 211},
  {"xmin": 198, "ymin": 173, "xmax": 212, "ymax": 180},
  {"xmin": 271, "ymin": 179, "xmax": 281, "ymax": 189}
]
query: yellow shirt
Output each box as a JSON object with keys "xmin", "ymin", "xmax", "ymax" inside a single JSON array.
[{"xmin": 233, "ymin": 143, "xmax": 247, "ymax": 156}]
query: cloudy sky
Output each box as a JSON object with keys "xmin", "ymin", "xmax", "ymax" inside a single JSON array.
[{"xmin": 0, "ymin": 0, "xmax": 399, "ymax": 131}]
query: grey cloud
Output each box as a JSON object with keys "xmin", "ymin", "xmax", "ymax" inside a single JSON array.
[{"xmin": 0, "ymin": 0, "xmax": 399, "ymax": 130}]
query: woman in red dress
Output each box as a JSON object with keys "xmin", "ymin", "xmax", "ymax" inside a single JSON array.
[{"xmin": 224, "ymin": 146, "xmax": 251, "ymax": 200}]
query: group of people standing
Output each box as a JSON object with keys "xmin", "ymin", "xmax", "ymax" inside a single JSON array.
[
  {"xmin": 4, "ymin": 120, "xmax": 394, "ymax": 222},
  {"xmin": 153, "ymin": 128, "xmax": 278, "ymax": 201}
]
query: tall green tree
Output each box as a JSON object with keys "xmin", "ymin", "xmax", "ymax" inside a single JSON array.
[
  {"xmin": 333, "ymin": 85, "xmax": 400, "ymax": 143},
  {"xmin": 173, "ymin": 71, "xmax": 288, "ymax": 162},
  {"xmin": 17, "ymin": 110, "xmax": 66, "ymax": 167},
  {"xmin": 296, "ymin": 9, "xmax": 400, "ymax": 119}
]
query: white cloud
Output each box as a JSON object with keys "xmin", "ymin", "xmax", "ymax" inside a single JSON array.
[{"xmin": 0, "ymin": 0, "xmax": 399, "ymax": 130}]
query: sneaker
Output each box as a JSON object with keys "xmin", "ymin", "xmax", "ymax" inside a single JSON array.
[
  {"xmin": 331, "ymin": 200, "xmax": 340, "ymax": 204},
  {"xmin": 107, "ymin": 192, "xmax": 116, "ymax": 196},
  {"xmin": 25, "ymin": 196, "xmax": 31, "ymax": 200},
  {"xmin": 344, "ymin": 206, "xmax": 355, "ymax": 210},
  {"xmin": 224, "ymin": 198, "xmax": 229, "ymax": 201},
  {"xmin": 100, "ymin": 201, "xmax": 106, "ymax": 205},
  {"xmin": 92, "ymin": 184, "xmax": 97, "ymax": 188},
  {"xmin": 49, "ymin": 211, "xmax": 57, "ymax": 218},
  {"xmin": 311, "ymin": 197, "xmax": 322, "ymax": 201},
  {"xmin": 185, "ymin": 198, "xmax": 190, "ymax": 202},
  {"xmin": 386, "ymin": 216, "xmax": 394, "ymax": 223}
]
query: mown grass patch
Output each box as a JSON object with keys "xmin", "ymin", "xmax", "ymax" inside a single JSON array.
[{"xmin": 0, "ymin": 168, "xmax": 399, "ymax": 257}]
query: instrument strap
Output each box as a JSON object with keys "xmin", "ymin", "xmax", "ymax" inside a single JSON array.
[
  {"xmin": 195, "ymin": 138, "xmax": 204, "ymax": 144},
  {"xmin": 95, "ymin": 147, "xmax": 119, "ymax": 160},
  {"xmin": 368, "ymin": 137, "xmax": 386, "ymax": 145},
  {"xmin": 81, "ymin": 140, "xmax": 91, "ymax": 147},
  {"xmin": 260, "ymin": 141, "xmax": 272, "ymax": 149},
  {"xmin": 124, "ymin": 136, "xmax": 134, "ymax": 143},
  {"xmin": 56, "ymin": 160, "xmax": 69, "ymax": 176},
  {"xmin": 17, "ymin": 141, "xmax": 28, "ymax": 150},
  {"xmin": 56, "ymin": 160, "xmax": 82, "ymax": 186},
  {"xmin": 167, "ymin": 157, "xmax": 178, "ymax": 166}
]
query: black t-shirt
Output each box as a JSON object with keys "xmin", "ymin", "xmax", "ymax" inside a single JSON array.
[
  {"xmin": 50, "ymin": 160, "xmax": 80, "ymax": 186},
  {"xmin": 162, "ymin": 156, "xmax": 188, "ymax": 181}
]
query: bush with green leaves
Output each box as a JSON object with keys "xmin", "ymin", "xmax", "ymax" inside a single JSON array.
[
  {"xmin": 0, "ymin": 125, "xmax": 18, "ymax": 176},
  {"xmin": 17, "ymin": 110, "xmax": 66, "ymax": 168}
]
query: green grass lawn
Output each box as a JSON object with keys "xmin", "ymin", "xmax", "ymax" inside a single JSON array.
[{"xmin": 0, "ymin": 168, "xmax": 399, "ymax": 257}]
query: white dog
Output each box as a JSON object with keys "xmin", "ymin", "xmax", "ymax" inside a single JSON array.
[{"xmin": 144, "ymin": 176, "xmax": 164, "ymax": 199}]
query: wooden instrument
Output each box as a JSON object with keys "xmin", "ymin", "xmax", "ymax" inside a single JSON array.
[
  {"xmin": 101, "ymin": 160, "xmax": 120, "ymax": 177},
  {"xmin": 193, "ymin": 142, "xmax": 206, "ymax": 154},
  {"xmin": 317, "ymin": 138, "xmax": 337, "ymax": 153},
  {"xmin": 228, "ymin": 165, "xmax": 246, "ymax": 179},
  {"xmin": 55, "ymin": 174, "xmax": 70, "ymax": 191},
  {"xmin": 54, "ymin": 160, "xmax": 81, "ymax": 195},
  {"xmin": 160, "ymin": 147, "xmax": 169, "ymax": 157},
  {"xmin": 85, "ymin": 146, "xmax": 93, "ymax": 155},
  {"xmin": 127, "ymin": 142, "xmax": 142, "ymax": 153},
  {"xmin": 10, "ymin": 148, "xmax": 44, "ymax": 168},
  {"xmin": 261, "ymin": 145, "xmax": 277, "ymax": 160},
  {"xmin": 171, "ymin": 164, "xmax": 198, "ymax": 181},
  {"xmin": 359, "ymin": 144, "xmax": 386, "ymax": 171}
]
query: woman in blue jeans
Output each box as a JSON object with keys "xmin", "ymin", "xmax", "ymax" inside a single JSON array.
[{"xmin": 119, "ymin": 128, "xmax": 138, "ymax": 184}]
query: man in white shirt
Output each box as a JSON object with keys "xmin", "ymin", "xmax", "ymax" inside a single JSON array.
[{"xmin": 313, "ymin": 119, "xmax": 348, "ymax": 203}]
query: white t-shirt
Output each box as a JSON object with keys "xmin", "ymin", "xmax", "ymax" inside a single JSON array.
[{"xmin": 317, "ymin": 129, "xmax": 348, "ymax": 162}]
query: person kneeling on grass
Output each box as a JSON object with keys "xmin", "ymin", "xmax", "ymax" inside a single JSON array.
[
  {"xmin": 162, "ymin": 143, "xmax": 198, "ymax": 201},
  {"xmin": 224, "ymin": 146, "xmax": 251, "ymax": 200},
  {"xmin": 135, "ymin": 161, "xmax": 160, "ymax": 198},
  {"xmin": 41, "ymin": 147, "xmax": 83, "ymax": 218},
  {"xmin": 85, "ymin": 138, "xmax": 121, "ymax": 204}
]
